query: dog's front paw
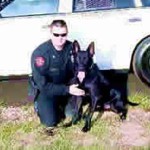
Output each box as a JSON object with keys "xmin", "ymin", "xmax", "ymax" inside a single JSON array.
[
  {"xmin": 82, "ymin": 125, "xmax": 90, "ymax": 132},
  {"xmin": 120, "ymin": 113, "xmax": 127, "ymax": 121}
]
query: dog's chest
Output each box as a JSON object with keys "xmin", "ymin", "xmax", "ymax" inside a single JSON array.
[{"xmin": 79, "ymin": 73, "xmax": 98, "ymax": 89}]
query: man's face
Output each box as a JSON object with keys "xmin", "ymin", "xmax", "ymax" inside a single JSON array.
[{"xmin": 51, "ymin": 26, "xmax": 68, "ymax": 50}]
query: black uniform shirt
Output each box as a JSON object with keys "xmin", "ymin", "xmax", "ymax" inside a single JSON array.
[{"xmin": 31, "ymin": 40, "xmax": 73, "ymax": 97}]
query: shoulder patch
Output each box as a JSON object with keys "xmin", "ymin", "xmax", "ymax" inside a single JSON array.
[{"xmin": 35, "ymin": 56, "xmax": 45, "ymax": 67}]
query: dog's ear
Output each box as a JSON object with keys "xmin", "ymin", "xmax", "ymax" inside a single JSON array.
[
  {"xmin": 72, "ymin": 40, "xmax": 80, "ymax": 54},
  {"xmin": 87, "ymin": 42, "xmax": 95, "ymax": 57}
]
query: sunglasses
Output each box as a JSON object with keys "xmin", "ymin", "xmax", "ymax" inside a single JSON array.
[{"xmin": 53, "ymin": 33, "xmax": 67, "ymax": 37}]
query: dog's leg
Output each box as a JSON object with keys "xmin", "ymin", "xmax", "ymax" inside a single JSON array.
[
  {"xmin": 64, "ymin": 96, "xmax": 82, "ymax": 127},
  {"xmin": 82, "ymin": 95, "xmax": 99, "ymax": 132},
  {"xmin": 72, "ymin": 96, "xmax": 83, "ymax": 124},
  {"xmin": 112, "ymin": 100, "xmax": 128, "ymax": 121},
  {"xmin": 119, "ymin": 106, "xmax": 128, "ymax": 121},
  {"xmin": 119, "ymin": 98, "xmax": 139, "ymax": 121},
  {"xmin": 82, "ymin": 108, "xmax": 94, "ymax": 132}
]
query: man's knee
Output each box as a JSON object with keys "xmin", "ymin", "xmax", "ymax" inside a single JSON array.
[
  {"xmin": 35, "ymin": 95, "xmax": 59, "ymax": 127},
  {"xmin": 37, "ymin": 106, "xmax": 58, "ymax": 127},
  {"xmin": 40, "ymin": 114, "xmax": 58, "ymax": 127}
]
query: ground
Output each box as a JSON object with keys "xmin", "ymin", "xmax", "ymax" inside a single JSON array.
[{"xmin": 0, "ymin": 105, "xmax": 150, "ymax": 150}]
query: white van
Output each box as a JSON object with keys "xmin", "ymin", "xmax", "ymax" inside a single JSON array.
[{"xmin": 0, "ymin": 0, "xmax": 150, "ymax": 87}]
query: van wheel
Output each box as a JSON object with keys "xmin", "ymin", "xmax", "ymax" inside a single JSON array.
[{"xmin": 132, "ymin": 37, "xmax": 150, "ymax": 87}]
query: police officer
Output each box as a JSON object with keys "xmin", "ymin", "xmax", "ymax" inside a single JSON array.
[{"xmin": 31, "ymin": 20, "xmax": 85, "ymax": 130}]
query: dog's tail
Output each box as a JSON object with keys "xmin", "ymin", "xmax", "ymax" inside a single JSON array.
[{"xmin": 127, "ymin": 100, "xmax": 139, "ymax": 106}]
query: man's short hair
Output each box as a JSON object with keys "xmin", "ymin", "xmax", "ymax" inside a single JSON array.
[{"xmin": 49, "ymin": 20, "xmax": 68, "ymax": 30}]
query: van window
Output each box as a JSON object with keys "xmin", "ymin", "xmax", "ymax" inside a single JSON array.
[
  {"xmin": 73, "ymin": 0, "xmax": 135, "ymax": 11},
  {"xmin": 115, "ymin": 0, "xmax": 134, "ymax": 8},
  {"xmin": 141, "ymin": 0, "xmax": 150, "ymax": 7},
  {"xmin": 73, "ymin": 0, "xmax": 115, "ymax": 11},
  {"xmin": 0, "ymin": 0, "xmax": 59, "ymax": 17},
  {"xmin": 0, "ymin": 0, "xmax": 14, "ymax": 11}
]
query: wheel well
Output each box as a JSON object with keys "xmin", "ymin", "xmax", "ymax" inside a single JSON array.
[{"xmin": 129, "ymin": 35, "xmax": 150, "ymax": 73}]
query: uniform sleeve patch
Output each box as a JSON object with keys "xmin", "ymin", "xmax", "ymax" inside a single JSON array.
[{"xmin": 35, "ymin": 56, "xmax": 45, "ymax": 67}]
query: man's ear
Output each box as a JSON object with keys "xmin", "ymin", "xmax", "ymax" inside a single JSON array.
[
  {"xmin": 72, "ymin": 40, "xmax": 80, "ymax": 54},
  {"xmin": 87, "ymin": 42, "xmax": 95, "ymax": 57}
]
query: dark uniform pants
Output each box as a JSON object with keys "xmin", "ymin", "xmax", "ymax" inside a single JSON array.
[{"xmin": 34, "ymin": 93, "xmax": 72, "ymax": 127}]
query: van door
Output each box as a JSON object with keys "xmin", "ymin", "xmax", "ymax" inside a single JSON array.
[
  {"xmin": 0, "ymin": 0, "xmax": 59, "ymax": 76},
  {"xmin": 70, "ymin": 0, "xmax": 150, "ymax": 70}
]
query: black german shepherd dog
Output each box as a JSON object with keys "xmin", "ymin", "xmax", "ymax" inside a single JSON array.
[{"xmin": 66, "ymin": 40, "xmax": 138, "ymax": 132}]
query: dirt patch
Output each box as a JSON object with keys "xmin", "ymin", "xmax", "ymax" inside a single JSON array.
[
  {"xmin": 118, "ymin": 109, "xmax": 150, "ymax": 147},
  {"xmin": 13, "ymin": 131, "xmax": 56, "ymax": 147},
  {"xmin": 0, "ymin": 106, "xmax": 36, "ymax": 123},
  {"xmin": 14, "ymin": 132, "xmax": 37, "ymax": 147},
  {"xmin": 69, "ymin": 109, "xmax": 150, "ymax": 148},
  {"xmin": 1, "ymin": 105, "xmax": 150, "ymax": 149},
  {"xmin": 70, "ymin": 127, "xmax": 98, "ymax": 146}
]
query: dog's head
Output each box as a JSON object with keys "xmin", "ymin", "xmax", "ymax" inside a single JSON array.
[
  {"xmin": 72, "ymin": 40, "xmax": 95, "ymax": 82},
  {"xmin": 72, "ymin": 40, "xmax": 95, "ymax": 72}
]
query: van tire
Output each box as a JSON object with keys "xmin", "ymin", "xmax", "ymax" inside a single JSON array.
[{"xmin": 132, "ymin": 37, "xmax": 150, "ymax": 87}]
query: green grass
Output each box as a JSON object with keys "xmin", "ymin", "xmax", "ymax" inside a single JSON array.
[
  {"xmin": 129, "ymin": 92, "xmax": 150, "ymax": 110},
  {"xmin": 0, "ymin": 99, "xmax": 7, "ymax": 107},
  {"xmin": 0, "ymin": 93, "xmax": 150, "ymax": 150}
]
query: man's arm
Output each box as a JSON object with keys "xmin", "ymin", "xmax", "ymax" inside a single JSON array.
[
  {"xmin": 31, "ymin": 50, "xmax": 85, "ymax": 97},
  {"xmin": 31, "ymin": 50, "xmax": 69, "ymax": 97}
]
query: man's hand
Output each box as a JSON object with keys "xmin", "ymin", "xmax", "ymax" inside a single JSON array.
[{"xmin": 69, "ymin": 84, "xmax": 85, "ymax": 96}]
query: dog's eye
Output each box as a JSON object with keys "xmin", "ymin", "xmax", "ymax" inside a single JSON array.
[
  {"xmin": 83, "ymin": 57, "xmax": 88, "ymax": 61},
  {"xmin": 76, "ymin": 56, "xmax": 80, "ymax": 62}
]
